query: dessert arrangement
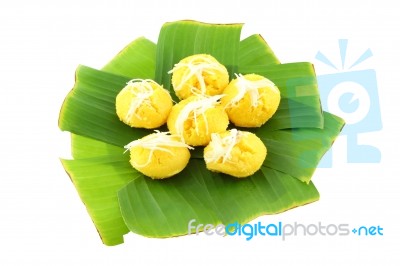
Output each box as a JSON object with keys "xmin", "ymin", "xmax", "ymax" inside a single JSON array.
[
  {"xmin": 59, "ymin": 20, "xmax": 345, "ymax": 245},
  {"xmin": 116, "ymin": 53, "xmax": 281, "ymax": 179}
]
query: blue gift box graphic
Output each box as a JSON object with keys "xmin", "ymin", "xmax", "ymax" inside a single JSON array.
[{"xmin": 315, "ymin": 39, "xmax": 382, "ymax": 165}]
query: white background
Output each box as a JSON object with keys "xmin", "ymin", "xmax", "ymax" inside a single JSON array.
[{"xmin": 1, "ymin": 0, "xmax": 399, "ymax": 265}]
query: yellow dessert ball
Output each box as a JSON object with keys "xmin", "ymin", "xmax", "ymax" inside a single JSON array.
[
  {"xmin": 204, "ymin": 129, "xmax": 267, "ymax": 178},
  {"xmin": 167, "ymin": 95, "xmax": 229, "ymax": 146},
  {"xmin": 221, "ymin": 74, "xmax": 280, "ymax": 127},
  {"xmin": 125, "ymin": 131, "xmax": 192, "ymax": 179},
  {"xmin": 116, "ymin": 79, "xmax": 173, "ymax": 129},
  {"xmin": 169, "ymin": 54, "xmax": 229, "ymax": 100}
]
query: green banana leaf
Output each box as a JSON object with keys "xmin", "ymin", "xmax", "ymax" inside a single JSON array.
[
  {"xmin": 59, "ymin": 20, "xmax": 344, "ymax": 245},
  {"xmin": 239, "ymin": 34, "xmax": 280, "ymax": 68},
  {"xmin": 102, "ymin": 37, "xmax": 156, "ymax": 78},
  {"xmin": 61, "ymin": 37, "xmax": 157, "ymax": 246},
  {"xmin": 62, "ymin": 155, "xmax": 135, "ymax": 246},
  {"xmin": 155, "ymin": 20, "xmax": 243, "ymax": 89},
  {"xmin": 258, "ymin": 112, "xmax": 344, "ymax": 183},
  {"xmin": 70, "ymin": 134, "xmax": 123, "ymax": 159},
  {"xmin": 118, "ymin": 161, "xmax": 319, "ymax": 237}
]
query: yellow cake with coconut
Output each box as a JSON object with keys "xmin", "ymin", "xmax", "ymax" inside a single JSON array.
[
  {"xmin": 221, "ymin": 74, "xmax": 280, "ymax": 127},
  {"xmin": 167, "ymin": 95, "xmax": 229, "ymax": 146},
  {"xmin": 124, "ymin": 131, "xmax": 192, "ymax": 179},
  {"xmin": 204, "ymin": 129, "xmax": 267, "ymax": 178},
  {"xmin": 116, "ymin": 79, "xmax": 173, "ymax": 129},
  {"xmin": 168, "ymin": 54, "xmax": 229, "ymax": 100}
]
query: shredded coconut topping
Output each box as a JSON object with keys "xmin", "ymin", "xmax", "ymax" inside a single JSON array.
[
  {"xmin": 168, "ymin": 56, "xmax": 226, "ymax": 95},
  {"xmin": 204, "ymin": 129, "xmax": 244, "ymax": 164},
  {"xmin": 124, "ymin": 131, "xmax": 193, "ymax": 167},
  {"xmin": 174, "ymin": 95, "xmax": 223, "ymax": 140},
  {"xmin": 123, "ymin": 79, "xmax": 157, "ymax": 123},
  {"xmin": 226, "ymin": 74, "xmax": 277, "ymax": 108}
]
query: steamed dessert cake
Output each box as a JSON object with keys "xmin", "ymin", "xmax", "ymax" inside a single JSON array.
[
  {"xmin": 169, "ymin": 54, "xmax": 229, "ymax": 100},
  {"xmin": 124, "ymin": 131, "xmax": 192, "ymax": 179},
  {"xmin": 204, "ymin": 129, "xmax": 267, "ymax": 178},
  {"xmin": 167, "ymin": 95, "xmax": 229, "ymax": 146},
  {"xmin": 221, "ymin": 74, "xmax": 280, "ymax": 127},
  {"xmin": 116, "ymin": 79, "xmax": 173, "ymax": 129}
]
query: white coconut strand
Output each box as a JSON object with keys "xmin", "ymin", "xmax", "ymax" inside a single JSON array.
[
  {"xmin": 168, "ymin": 56, "xmax": 227, "ymax": 95},
  {"xmin": 174, "ymin": 95, "xmax": 223, "ymax": 141},
  {"xmin": 123, "ymin": 79, "xmax": 156, "ymax": 123},
  {"xmin": 226, "ymin": 74, "xmax": 278, "ymax": 108},
  {"xmin": 204, "ymin": 129, "xmax": 245, "ymax": 164},
  {"xmin": 124, "ymin": 131, "xmax": 193, "ymax": 167}
]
